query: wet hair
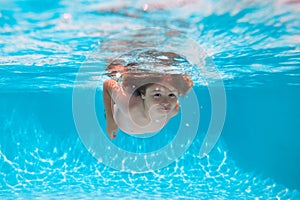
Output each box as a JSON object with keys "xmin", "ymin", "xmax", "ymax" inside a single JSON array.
[
  {"xmin": 134, "ymin": 83, "xmax": 154, "ymax": 97},
  {"xmin": 105, "ymin": 49, "xmax": 193, "ymax": 97},
  {"xmin": 105, "ymin": 49, "xmax": 192, "ymax": 77},
  {"xmin": 122, "ymin": 74, "xmax": 192, "ymax": 98}
]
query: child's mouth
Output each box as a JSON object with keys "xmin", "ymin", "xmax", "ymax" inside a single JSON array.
[{"xmin": 159, "ymin": 106, "xmax": 170, "ymax": 112}]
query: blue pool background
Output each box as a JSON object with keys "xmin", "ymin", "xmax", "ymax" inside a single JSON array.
[{"xmin": 1, "ymin": 0, "xmax": 300, "ymax": 199}]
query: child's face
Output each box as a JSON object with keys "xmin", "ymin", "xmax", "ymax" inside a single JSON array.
[{"xmin": 142, "ymin": 84, "xmax": 178, "ymax": 115}]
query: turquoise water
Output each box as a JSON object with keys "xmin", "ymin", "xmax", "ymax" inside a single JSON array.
[{"xmin": 1, "ymin": 0, "xmax": 300, "ymax": 199}]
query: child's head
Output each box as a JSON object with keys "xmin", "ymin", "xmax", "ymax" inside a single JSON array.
[
  {"xmin": 123, "ymin": 73, "xmax": 193, "ymax": 98},
  {"xmin": 106, "ymin": 49, "xmax": 194, "ymax": 97},
  {"xmin": 139, "ymin": 83, "xmax": 178, "ymax": 115}
]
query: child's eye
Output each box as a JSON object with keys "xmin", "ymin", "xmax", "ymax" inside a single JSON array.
[
  {"xmin": 154, "ymin": 93, "xmax": 161, "ymax": 98},
  {"xmin": 169, "ymin": 93, "xmax": 176, "ymax": 98}
]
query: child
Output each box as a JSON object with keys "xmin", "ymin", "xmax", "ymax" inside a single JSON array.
[
  {"xmin": 103, "ymin": 72, "xmax": 193, "ymax": 138},
  {"xmin": 103, "ymin": 50, "xmax": 193, "ymax": 138}
]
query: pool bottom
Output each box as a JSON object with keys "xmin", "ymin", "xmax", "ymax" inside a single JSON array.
[{"xmin": 0, "ymin": 125, "xmax": 299, "ymax": 199}]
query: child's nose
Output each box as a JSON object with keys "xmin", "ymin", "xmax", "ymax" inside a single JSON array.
[{"xmin": 160, "ymin": 102, "xmax": 169, "ymax": 107}]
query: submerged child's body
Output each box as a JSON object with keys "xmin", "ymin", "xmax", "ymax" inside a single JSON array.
[
  {"xmin": 103, "ymin": 50, "xmax": 193, "ymax": 138},
  {"xmin": 103, "ymin": 73, "xmax": 193, "ymax": 138}
]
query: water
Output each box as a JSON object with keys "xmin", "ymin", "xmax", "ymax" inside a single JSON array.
[{"xmin": 1, "ymin": 0, "xmax": 300, "ymax": 199}]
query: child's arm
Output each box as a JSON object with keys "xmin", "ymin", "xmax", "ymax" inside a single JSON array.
[{"xmin": 103, "ymin": 80, "xmax": 121, "ymax": 138}]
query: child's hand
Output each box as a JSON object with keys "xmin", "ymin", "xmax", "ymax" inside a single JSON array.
[{"xmin": 106, "ymin": 120, "xmax": 118, "ymax": 139}]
